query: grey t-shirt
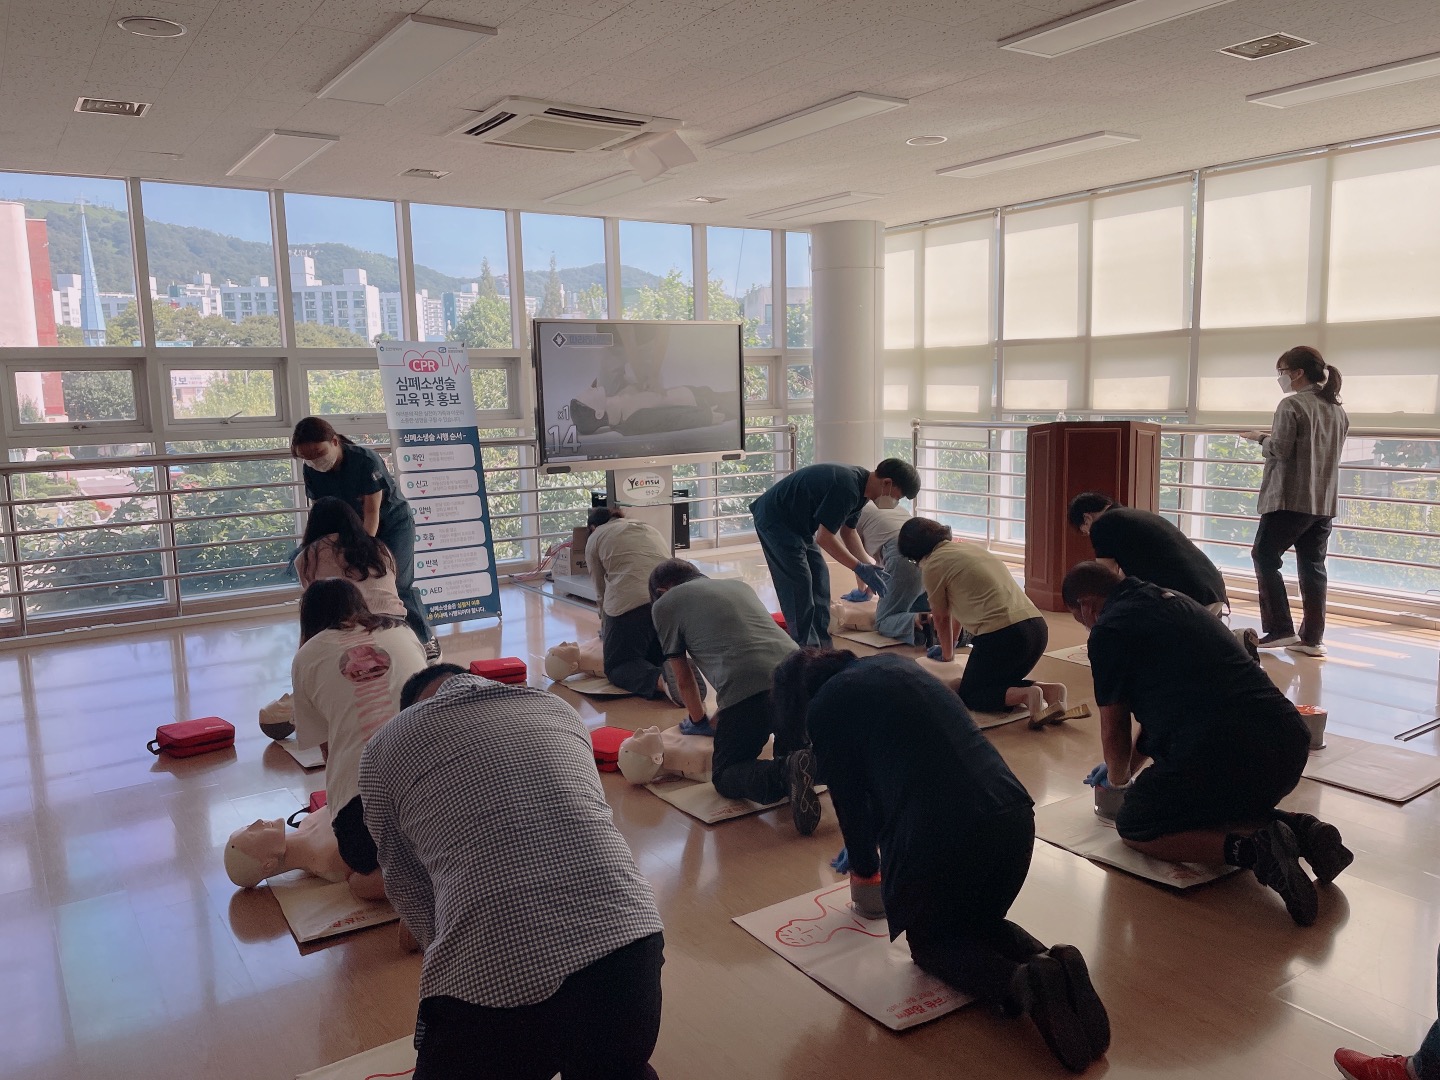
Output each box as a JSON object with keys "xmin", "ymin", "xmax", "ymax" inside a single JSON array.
[
  {"xmin": 585, "ymin": 518, "xmax": 669, "ymax": 617},
  {"xmin": 652, "ymin": 577, "xmax": 798, "ymax": 711}
]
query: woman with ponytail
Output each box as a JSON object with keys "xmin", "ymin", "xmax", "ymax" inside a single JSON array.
[{"xmin": 1241, "ymin": 346, "xmax": 1349, "ymax": 656}]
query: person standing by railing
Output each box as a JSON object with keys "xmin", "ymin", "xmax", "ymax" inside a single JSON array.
[{"xmin": 1241, "ymin": 347, "xmax": 1349, "ymax": 657}]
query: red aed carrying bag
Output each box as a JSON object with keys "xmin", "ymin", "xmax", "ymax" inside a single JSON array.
[
  {"xmin": 147, "ymin": 716, "xmax": 235, "ymax": 758},
  {"xmin": 590, "ymin": 726, "xmax": 631, "ymax": 773},
  {"xmin": 469, "ymin": 657, "xmax": 528, "ymax": 685}
]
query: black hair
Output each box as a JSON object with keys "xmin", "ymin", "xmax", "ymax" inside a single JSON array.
[
  {"xmin": 570, "ymin": 397, "xmax": 604, "ymax": 436},
  {"xmin": 587, "ymin": 505, "xmax": 623, "ymax": 530},
  {"xmin": 298, "ymin": 578, "xmax": 404, "ymax": 645},
  {"xmin": 1060, "ymin": 560, "xmax": 1125, "ymax": 609},
  {"xmin": 1278, "ymin": 345, "xmax": 1343, "ymax": 406},
  {"xmin": 896, "ymin": 517, "xmax": 951, "ymax": 562},
  {"xmin": 399, "ymin": 663, "xmax": 468, "ymax": 710},
  {"xmin": 874, "ymin": 457, "xmax": 922, "ymax": 501},
  {"xmin": 648, "ymin": 558, "xmax": 706, "ymax": 603},
  {"xmin": 772, "ymin": 648, "xmax": 858, "ymax": 747},
  {"xmin": 290, "ymin": 415, "xmax": 353, "ymax": 456},
  {"xmin": 1067, "ymin": 492, "xmax": 1117, "ymax": 531},
  {"xmin": 300, "ymin": 496, "xmax": 392, "ymax": 581}
]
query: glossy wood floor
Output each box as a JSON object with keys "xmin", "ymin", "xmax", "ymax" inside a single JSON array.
[{"xmin": 4, "ymin": 548, "xmax": 1439, "ymax": 1080}]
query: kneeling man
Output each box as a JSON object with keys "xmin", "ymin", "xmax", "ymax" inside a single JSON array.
[{"xmin": 1062, "ymin": 562, "xmax": 1352, "ymax": 926}]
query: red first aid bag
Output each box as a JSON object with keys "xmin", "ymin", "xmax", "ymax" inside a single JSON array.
[
  {"xmin": 469, "ymin": 657, "xmax": 527, "ymax": 684},
  {"xmin": 590, "ymin": 726, "xmax": 631, "ymax": 773},
  {"xmin": 147, "ymin": 716, "xmax": 235, "ymax": 758}
]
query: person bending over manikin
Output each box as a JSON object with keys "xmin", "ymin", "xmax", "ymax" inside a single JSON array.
[
  {"xmin": 359, "ymin": 664, "xmax": 665, "ymax": 1080},
  {"xmin": 292, "ymin": 578, "xmax": 427, "ymax": 901},
  {"xmin": 837, "ymin": 499, "xmax": 931, "ymax": 643},
  {"xmin": 1062, "ymin": 561, "xmax": 1352, "ymax": 927},
  {"xmin": 224, "ymin": 808, "xmax": 350, "ymax": 888},
  {"xmin": 897, "ymin": 517, "xmax": 1068, "ymax": 727},
  {"xmin": 647, "ymin": 558, "xmax": 821, "ymax": 834},
  {"xmin": 773, "ymin": 648, "xmax": 1110, "ymax": 1074},
  {"xmin": 617, "ymin": 726, "xmax": 714, "ymax": 785},
  {"xmin": 571, "ymin": 382, "xmax": 734, "ymax": 437}
]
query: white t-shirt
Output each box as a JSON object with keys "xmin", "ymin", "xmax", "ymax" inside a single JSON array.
[
  {"xmin": 855, "ymin": 503, "xmax": 912, "ymax": 559},
  {"xmin": 291, "ymin": 624, "xmax": 427, "ymax": 816}
]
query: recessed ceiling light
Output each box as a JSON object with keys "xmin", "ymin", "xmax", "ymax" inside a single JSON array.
[
  {"xmin": 937, "ymin": 131, "xmax": 1139, "ymax": 178},
  {"xmin": 1001, "ymin": 0, "xmax": 1238, "ymax": 58},
  {"xmin": 906, "ymin": 135, "xmax": 948, "ymax": 146},
  {"xmin": 749, "ymin": 191, "xmax": 886, "ymax": 221},
  {"xmin": 117, "ymin": 16, "xmax": 186, "ymax": 38},
  {"xmin": 711, "ymin": 92, "xmax": 909, "ymax": 153},
  {"xmin": 319, "ymin": 15, "xmax": 497, "ymax": 106},
  {"xmin": 401, "ymin": 168, "xmax": 450, "ymax": 179},
  {"xmin": 689, "ymin": 195, "xmax": 725, "ymax": 203},
  {"xmin": 1248, "ymin": 49, "xmax": 1440, "ymax": 107},
  {"xmin": 227, "ymin": 130, "xmax": 339, "ymax": 181}
]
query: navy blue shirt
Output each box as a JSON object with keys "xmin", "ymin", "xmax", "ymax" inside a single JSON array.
[
  {"xmin": 750, "ymin": 463, "xmax": 869, "ymax": 536},
  {"xmin": 1088, "ymin": 577, "xmax": 1306, "ymax": 765},
  {"xmin": 806, "ymin": 653, "xmax": 1033, "ymax": 938},
  {"xmin": 302, "ymin": 441, "xmax": 410, "ymax": 533}
]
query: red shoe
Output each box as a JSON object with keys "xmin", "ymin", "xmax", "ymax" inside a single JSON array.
[{"xmin": 1335, "ymin": 1048, "xmax": 1414, "ymax": 1080}]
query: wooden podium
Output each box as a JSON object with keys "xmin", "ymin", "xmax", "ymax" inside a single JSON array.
[{"xmin": 1023, "ymin": 421, "xmax": 1161, "ymax": 611}]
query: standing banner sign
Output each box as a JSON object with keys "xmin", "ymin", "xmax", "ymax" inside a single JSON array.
[{"xmin": 376, "ymin": 342, "xmax": 501, "ymax": 623}]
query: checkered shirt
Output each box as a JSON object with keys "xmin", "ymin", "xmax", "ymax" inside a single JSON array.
[{"xmin": 359, "ymin": 674, "xmax": 663, "ymax": 1009}]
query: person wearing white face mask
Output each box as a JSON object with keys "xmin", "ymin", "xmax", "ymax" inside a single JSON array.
[
  {"xmin": 291, "ymin": 416, "xmax": 439, "ymax": 662},
  {"xmin": 1240, "ymin": 347, "xmax": 1349, "ymax": 657}
]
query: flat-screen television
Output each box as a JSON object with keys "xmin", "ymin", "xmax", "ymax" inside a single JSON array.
[{"xmin": 533, "ymin": 319, "xmax": 744, "ymax": 470}]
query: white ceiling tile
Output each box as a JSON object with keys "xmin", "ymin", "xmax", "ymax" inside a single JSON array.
[
  {"xmin": 5, "ymin": 2, "xmax": 108, "ymax": 59},
  {"xmin": 303, "ymin": 0, "xmax": 429, "ymax": 39},
  {"xmin": 86, "ymin": 42, "xmax": 190, "ymax": 90}
]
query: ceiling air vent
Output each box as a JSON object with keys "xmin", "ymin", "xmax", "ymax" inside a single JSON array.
[
  {"xmin": 448, "ymin": 97, "xmax": 680, "ymax": 153},
  {"xmin": 1220, "ymin": 33, "xmax": 1313, "ymax": 60},
  {"xmin": 401, "ymin": 168, "xmax": 450, "ymax": 179},
  {"xmin": 75, "ymin": 96, "xmax": 151, "ymax": 117}
]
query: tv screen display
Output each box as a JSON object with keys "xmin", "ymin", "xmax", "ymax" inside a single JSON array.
[{"xmin": 534, "ymin": 320, "xmax": 743, "ymax": 467}]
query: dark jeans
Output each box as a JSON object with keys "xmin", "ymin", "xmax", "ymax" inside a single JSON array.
[
  {"xmin": 378, "ymin": 515, "xmax": 434, "ymax": 644},
  {"xmin": 752, "ymin": 508, "xmax": 831, "ymax": 647},
  {"xmin": 413, "ymin": 932, "xmax": 664, "ymax": 1080},
  {"xmin": 712, "ymin": 689, "xmax": 792, "ymax": 804},
  {"xmin": 1252, "ymin": 511, "xmax": 1332, "ymax": 644},
  {"xmin": 958, "ymin": 616, "xmax": 1049, "ymax": 713},
  {"xmin": 1414, "ymin": 942, "xmax": 1440, "ymax": 1080},
  {"xmin": 601, "ymin": 605, "xmax": 665, "ymax": 699},
  {"xmin": 906, "ymin": 807, "xmax": 1044, "ymax": 1012}
]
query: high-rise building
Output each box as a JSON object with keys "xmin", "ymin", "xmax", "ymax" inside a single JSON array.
[
  {"xmin": 379, "ymin": 288, "xmax": 447, "ymax": 340},
  {"xmin": 218, "ymin": 277, "xmax": 280, "ymax": 323},
  {"xmin": 291, "ymin": 262, "xmax": 381, "ymax": 341}
]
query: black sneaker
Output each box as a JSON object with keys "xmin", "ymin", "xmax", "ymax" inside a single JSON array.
[
  {"xmin": 1285, "ymin": 812, "xmax": 1354, "ymax": 884},
  {"xmin": 1047, "ymin": 945, "xmax": 1110, "ymax": 1061},
  {"xmin": 785, "ymin": 748, "xmax": 822, "ymax": 836},
  {"xmin": 423, "ymin": 638, "xmax": 442, "ymax": 665},
  {"xmin": 1256, "ymin": 632, "xmax": 1300, "ymax": 649},
  {"xmin": 1024, "ymin": 954, "xmax": 1094, "ymax": 1073},
  {"xmin": 1250, "ymin": 819, "xmax": 1319, "ymax": 926}
]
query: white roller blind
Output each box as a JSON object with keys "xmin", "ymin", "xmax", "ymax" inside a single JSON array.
[
  {"xmin": 1002, "ymin": 202, "xmax": 1085, "ymax": 340},
  {"xmin": 1195, "ymin": 329, "xmax": 1300, "ymax": 420},
  {"xmin": 924, "ymin": 217, "xmax": 992, "ymax": 347},
  {"xmin": 1002, "ymin": 342, "xmax": 1085, "ymax": 412},
  {"xmin": 885, "ymin": 231, "xmax": 921, "ymax": 349},
  {"xmin": 1201, "ymin": 161, "xmax": 1321, "ymax": 329},
  {"xmin": 923, "ymin": 346, "xmax": 993, "ymax": 417},
  {"xmin": 1320, "ymin": 323, "xmax": 1440, "ymax": 418},
  {"xmin": 1090, "ymin": 337, "xmax": 1188, "ymax": 411},
  {"xmin": 1091, "ymin": 183, "xmax": 1190, "ymax": 336}
]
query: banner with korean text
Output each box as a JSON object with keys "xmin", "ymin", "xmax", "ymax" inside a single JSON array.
[{"xmin": 377, "ymin": 342, "xmax": 501, "ymax": 623}]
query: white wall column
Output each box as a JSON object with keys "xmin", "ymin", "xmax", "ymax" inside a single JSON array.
[{"xmin": 811, "ymin": 220, "xmax": 882, "ymax": 465}]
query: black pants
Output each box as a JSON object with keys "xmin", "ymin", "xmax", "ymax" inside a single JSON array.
[
  {"xmin": 601, "ymin": 605, "xmax": 665, "ymax": 699},
  {"xmin": 413, "ymin": 932, "xmax": 664, "ymax": 1080},
  {"xmin": 906, "ymin": 807, "xmax": 1044, "ymax": 1012},
  {"xmin": 712, "ymin": 689, "xmax": 792, "ymax": 804},
  {"xmin": 958, "ymin": 617, "xmax": 1049, "ymax": 714},
  {"xmin": 1252, "ymin": 510, "xmax": 1332, "ymax": 644},
  {"xmin": 378, "ymin": 515, "xmax": 434, "ymax": 644}
]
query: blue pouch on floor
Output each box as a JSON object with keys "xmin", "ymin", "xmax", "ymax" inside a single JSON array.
[
  {"xmin": 679, "ymin": 717, "xmax": 717, "ymax": 737},
  {"xmin": 840, "ymin": 588, "xmax": 871, "ymax": 603}
]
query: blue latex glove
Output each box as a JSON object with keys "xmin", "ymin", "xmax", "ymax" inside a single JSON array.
[
  {"xmin": 840, "ymin": 587, "xmax": 871, "ymax": 603},
  {"xmin": 830, "ymin": 847, "xmax": 850, "ymax": 874},
  {"xmin": 926, "ymin": 644, "xmax": 946, "ymax": 660},
  {"xmin": 854, "ymin": 563, "xmax": 888, "ymax": 597},
  {"xmin": 679, "ymin": 717, "xmax": 716, "ymax": 737},
  {"xmin": 1084, "ymin": 762, "xmax": 1109, "ymax": 788}
]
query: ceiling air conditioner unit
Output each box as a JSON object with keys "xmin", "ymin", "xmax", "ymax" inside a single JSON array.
[{"xmin": 448, "ymin": 97, "xmax": 680, "ymax": 153}]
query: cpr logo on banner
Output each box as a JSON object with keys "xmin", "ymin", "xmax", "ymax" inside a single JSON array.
[{"xmin": 377, "ymin": 341, "xmax": 501, "ymax": 624}]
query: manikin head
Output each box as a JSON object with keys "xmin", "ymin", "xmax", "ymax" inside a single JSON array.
[
  {"xmin": 1062, "ymin": 560, "xmax": 1125, "ymax": 630},
  {"xmin": 617, "ymin": 727, "xmax": 666, "ymax": 785},
  {"xmin": 544, "ymin": 642, "xmax": 582, "ymax": 682},
  {"xmin": 1066, "ymin": 492, "xmax": 1117, "ymax": 536},
  {"xmin": 224, "ymin": 818, "xmax": 288, "ymax": 888}
]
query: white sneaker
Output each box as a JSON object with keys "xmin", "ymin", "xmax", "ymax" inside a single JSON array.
[
  {"xmin": 1256, "ymin": 632, "xmax": 1300, "ymax": 649},
  {"xmin": 1286, "ymin": 642, "xmax": 1327, "ymax": 657}
]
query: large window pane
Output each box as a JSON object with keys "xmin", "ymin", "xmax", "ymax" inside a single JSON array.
[
  {"xmin": 141, "ymin": 182, "xmax": 279, "ymax": 347},
  {"xmin": 1090, "ymin": 338, "xmax": 1188, "ymax": 412},
  {"xmin": 620, "ymin": 220, "xmax": 692, "ymax": 320},
  {"xmin": 521, "ymin": 212, "xmax": 607, "ymax": 324},
  {"xmin": 1090, "ymin": 183, "xmax": 1189, "ymax": 336},
  {"xmin": 284, "ymin": 194, "xmax": 396, "ymax": 347},
  {"xmin": 306, "ymin": 368, "xmax": 383, "ymax": 415},
  {"xmin": 922, "ymin": 346, "xmax": 992, "ymax": 416},
  {"xmin": 1195, "ymin": 329, "xmax": 1299, "ymax": 421},
  {"xmin": 1321, "ymin": 323, "xmax": 1440, "ymax": 419},
  {"xmin": 169, "ymin": 455, "xmax": 297, "ymax": 597},
  {"xmin": 1003, "ymin": 203, "xmax": 1084, "ymax": 340},
  {"xmin": 708, "ymin": 227, "xmax": 771, "ymax": 347},
  {"xmin": 169, "ymin": 368, "xmax": 277, "ymax": 420},
  {"xmin": 13, "ymin": 368, "xmax": 137, "ymax": 424},
  {"xmin": 1201, "ymin": 161, "xmax": 1321, "ymax": 329},
  {"xmin": 786, "ymin": 231, "xmax": 812, "ymax": 348},
  {"xmin": 410, "ymin": 203, "xmax": 512, "ymax": 348},
  {"xmin": 1328, "ymin": 139, "xmax": 1440, "ymax": 323},
  {"xmin": 0, "ymin": 172, "xmax": 135, "ymax": 347},
  {"xmin": 1001, "ymin": 343, "xmax": 1084, "ymax": 412},
  {"xmin": 924, "ymin": 218, "xmax": 991, "ymax": 347}
]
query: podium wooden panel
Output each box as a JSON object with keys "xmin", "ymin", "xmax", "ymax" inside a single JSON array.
[{"xmin": 1023, "ymin": 421, "xmax": 1161, "ymax": 611}]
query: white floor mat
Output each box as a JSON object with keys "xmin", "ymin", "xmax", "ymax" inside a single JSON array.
[
  {"xmin": 833, "ymin": 628, "xmax": 910, "ymax": 649},
  {"xmin": 1302, "ymin": 734, "xmax": 1440, "ymax": 803},
  {"xmin": 912, "ymin": 656, "xmax": 1025, "ymax": 729},
  {"xmin": 297, "ymin": 1037, "xmax": 415, "ymax": 1080},
  {"xmin": 1034, "ymin": 795, "xmax": 1239, "ymax": 889},
  {"xmin": 733, "ymin": 883, "xmax": 972, "ymax": 1031},
  {"xmin": 554, "ymin": 674, "xmax": 630, "ymax": 697},
  {"xmin": 276, "ymin": 739, "xmax": 324, "ymax": 770},
  {"xmin": 645, "ymin": 778, "xmax": 787, "ymax": 823},
  {"xmin": 267, "ymin": 869, "xmax": 399, "ymax": 945},
  {"xmin": 1044, "ymin": 645, "xmax": 1091, "ymax": 668}
]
